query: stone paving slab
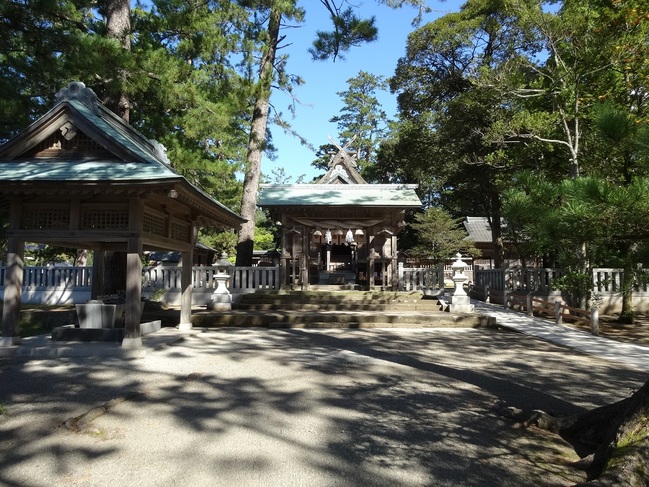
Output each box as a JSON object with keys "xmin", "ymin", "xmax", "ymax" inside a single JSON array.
[{"xmin": 474, "ymin": 301, "xmax": 649, "ymax": 373}]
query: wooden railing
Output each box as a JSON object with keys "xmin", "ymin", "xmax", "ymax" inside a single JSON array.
[
  {"xmin": 141, "ymin": 264, "xmax": 280, "ymax": 294},
  {"xmin": 475, "ymin": 266, "xmax": 649, "ymax": 295},
  {"xmin": 474, "ymin": 267, "xmax": 563, "ymax": 294},
  {"xmin": 0, "ymin": 265, "xmax": 93, "ymax": 289},
  {"xmin": 398, "ymin": 263, "xmax": 445, "ymax": 293},
  {"xmin": 507, "ymin": 293, "xmax": 600, "ymax": 336},
  {"xmin": 230, "ymin": 265, "xmax": 280, "ymax": 292}
]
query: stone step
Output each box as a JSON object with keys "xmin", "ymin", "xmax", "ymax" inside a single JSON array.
[
  {"xmin": 237, "ymin": 289, "xmax": 425, "ymax": 298},
  {"xmin": 189, "ymin": 290, "xmax": 486, "ymax": 330},
  {"xmin": 190, "ymin": 310, "xmax": 493, "ymax": 329},
  {"xmin": 236, "ymin": 303, "xmax": 391, "ymax": 311},
  {"xmin": 267, "ymin": 319, "xmax": 490, "ymax": 329},
  {"xmin": 235, "ymin": 302, "xmax": 444, "ymax": 312},
  {"xmin": 236, "ymin": 290, "xmax": 435, "ymax": 304}
]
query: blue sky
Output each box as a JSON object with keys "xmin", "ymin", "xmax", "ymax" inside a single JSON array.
[{"xmin": 263, "ymin": 0, "xmax": 465, "ymax": 183}]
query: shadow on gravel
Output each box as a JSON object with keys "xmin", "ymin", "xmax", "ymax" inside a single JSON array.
[{"xmin": 0, "ymin": 328, "xmax": 645, "ymax": 487}]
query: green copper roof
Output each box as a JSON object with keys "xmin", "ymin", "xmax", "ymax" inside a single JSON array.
[
  {"xmin": 259, "ymin": 184, "xmax": 422, "ymax": 207},
  {"xmin": 0, "ymin": 161, "xmax": 178, "ymax": 181},
  {"xmin": 0, "ymin": 81, "xmax": 245, "ymax": 226}
]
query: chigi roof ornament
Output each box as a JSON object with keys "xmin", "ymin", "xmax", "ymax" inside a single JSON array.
[{"xmin": 55, "ymin": 81, "xmax": 101, "ymax": 115}]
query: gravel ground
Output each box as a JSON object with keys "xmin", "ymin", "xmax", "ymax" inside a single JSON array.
[{"xmin": 1, "ymin": 327, "xmax": 645, "ymax": 487}]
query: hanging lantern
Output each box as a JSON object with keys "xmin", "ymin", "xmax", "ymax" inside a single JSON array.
[
  {"xmin": 345, "ymin": 229, "xmax": 354, "ymax": 244},
  {"xmin": 355, "ymin": 228, "xmax": 364, "ymax": 236},
  {"xmin": 325, "ymin": 229, "xmax": 332, "ymax": 244},
  {"xmin": 334, "ymin": 228, "xmax": 344, "ymax": 236}
]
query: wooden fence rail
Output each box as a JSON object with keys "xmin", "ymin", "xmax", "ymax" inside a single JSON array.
[{"xmin": 507, "ymin": 293, "xmax": 600, "ymax": 336}]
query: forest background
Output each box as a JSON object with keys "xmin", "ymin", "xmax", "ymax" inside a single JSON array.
[
  {"xmin": 2, "ymin": 1, "xmax": 649, "ymax": 484},
  {"xmin": 1, "ymin": 0, "xmax": 649, "ymax": 317}
]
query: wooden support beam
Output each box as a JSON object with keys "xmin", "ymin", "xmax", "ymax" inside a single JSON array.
[
  {"xmin": 178, "ymin": 248, "xmax": 194, "ymax": 331},
  {"xmin": 1, "ymin": 237, "xmax": 24, "ymax": 346}
]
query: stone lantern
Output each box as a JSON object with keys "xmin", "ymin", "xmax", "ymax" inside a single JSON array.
[
  {"xmin": 449, "ymin": 252, "xmax": 474, "ymax": 313},
  {"xmin": 207, "ymin": 252, "xmax": 233, "ymax": 311}
]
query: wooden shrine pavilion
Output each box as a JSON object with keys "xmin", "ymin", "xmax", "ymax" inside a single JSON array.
[
  {"xmin": 259, "ymin": 140, "xmax": 422, "ymax": 290},
  {"xmin": 0, "ymin": 81, "xmax": 245, "ymax": 348}
]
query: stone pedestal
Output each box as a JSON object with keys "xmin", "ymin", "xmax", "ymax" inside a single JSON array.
[
  {"xmin": 449, "ymin": 253, "xmax": 475, "ymax": 313},
  {"xmin": 207, "ymin": 253, "xmax": 233, "ymax": 311},
  {"xmin": 76, "ymin": 300, "xmax": 117, "ymax": 328},
  {"xmin": 207, "ymin": 281, "xmax": 232, "ymax": 311}
]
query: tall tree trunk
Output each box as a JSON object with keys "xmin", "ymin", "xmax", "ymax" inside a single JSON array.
[
  {"xmin": 104, "ymin": 0, "xmax": 131, "ymax": 122},
  {"xmin": 236, "ymin": 8, "xmax": 281, "ymax": 266},
  {"xmin": 620, "ymin": 243, "xmax": 635, "ymax": 323},
  {"xmin": 489, "ymin": 191, "xmax": 504, "ymax": 268},
  {"xmin": 103, "ymin": 0, "xmax": 131, "ymax": 292},
  {"xmin": 103, "ymin": 251, "xmax": 127, "ymax": 295}
]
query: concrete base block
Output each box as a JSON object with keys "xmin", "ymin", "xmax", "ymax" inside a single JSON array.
[
  {"xmin": 76, "ymin": 302, "xmax": 117, "ymax": 329},
  {"xmin": 479, "ymin": 315, "xmax": 498, "ymax": 328},
  {"xmin": 450, "ymin": 304, "xmax": 475, "ymax": 313},
  {"xmin": 207, "ymin": 293, "xmax": 232, "ymax": 311},
  {"xmin": 178, "ymin": 322, "xmax": 193, "ymax": 331},
  {"xmin": 0, "ymin": 336, "xmax": 21, "ymax": 347},
  {"xmin": 121, "ymin": 337, "xmax": 143, "ymax": 349},
  {"xmin": 140, "ymin": 320, "xmax": 162, "ymax": 336},
  {"xmin": 449, "ymin": 294, "xmax": 474, "ymax": 313}
]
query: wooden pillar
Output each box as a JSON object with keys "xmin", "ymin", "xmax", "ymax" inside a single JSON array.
[
  {"xmin": 123, "ymin": 198, "xmax": 144, "ymax": 348},
  {"xmin": 178, "ymin": 248, "xmax": 194, "ymax": 330},
  {"xmin": 291, "ymin": 231, "xmax": 297, "ymax": 290},
  {"xmin": 280, "ymin": 227, "xmax": 288, "ymax": 290},
  {"xmin": 122, "ymin": 238, "xmax": 143, "ymax": 348},
  {"xmin": 1, "ymin": 237, "xmax": 24, "ymax": 346},
  {"xmin": 302, "ymin": 226, "xmax": 309, "ymax": 290},
  {"xmin": 391, "ymin": 234, "xmax": 398, "ymax": 291}
]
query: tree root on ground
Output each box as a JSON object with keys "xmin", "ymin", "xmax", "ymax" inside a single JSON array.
[
  {"xmin": 61, "ymin": 391, "xmax": 143, "ymax": 433},
  {"xmin": 497, "ymin": 381, "xmax": 649, "ymax": 487}
]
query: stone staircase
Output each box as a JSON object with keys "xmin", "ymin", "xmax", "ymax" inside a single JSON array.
[{"xmin": 190, "ymin": 290, "xmax": 496, "ymax": 329}]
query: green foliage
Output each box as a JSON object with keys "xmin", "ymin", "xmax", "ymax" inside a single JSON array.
[
  {"xmin": 26, "ymin": 246, "xmax": 78, "ymax": 266},
  {"xmin": 311, "ymin": 143, "xmax": 336, "ymax": 177},
  {"xmin": 408, "ymin": 207, "xmax": 478, "ymax": 263},
  {"xmin": 200, "ymin": 208, "xmax": 278, "ymax": 257},
  {"xmin": 199, "ymin": 230, "xmax": 238, "ymax": 258},
  {"xmin": 19, "ymin": 318, "xmax": 50, "ymax": 338},
  {"xmin": 552, "ymin": 271, "xmax": 593, "ymax": 311},
  {"xmin": 503, "ymin": 173, "xmax": 649, "ymax": 306},
  {"xmin": 329, "ymin": 71, "xmax": 389, "ymax": 177},
  {"xmin": 386, "ymin": 0, "xmax": 649, "ymax": 272},
  {"xmin": 254, "ymin": 226, "xmax": 276, "ymax": 250},
  {"xmin": 254, "ymin": 209, "xmax": 280, "ymax": 250},
  {"xmin": 309, "ymin": 4, "xmax": 378, "ymax": 61}
]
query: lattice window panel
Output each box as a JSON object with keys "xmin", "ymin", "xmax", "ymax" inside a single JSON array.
[
  {"xmin": 21, "ymin": 131, "xmax": 111, "ymax": 159},
  {"xmin": 171, "ymin": 221, "xmax": 190, "ymax": 242},
  {"xmin": 81, "ymin": 209, "xmax": 129, "ymax": 229},
  {"xmin": 22, "ymin": 208, "xmax": 70, "ymax": 229},
  {"xmin": 143, "ymin": 211, "xmax": 167, "ymax": 236}
]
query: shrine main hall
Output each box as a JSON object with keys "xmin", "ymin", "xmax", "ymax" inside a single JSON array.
[{"xmin": 259, "ymin": 142, "xmax": 422, "ymax": 290}]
